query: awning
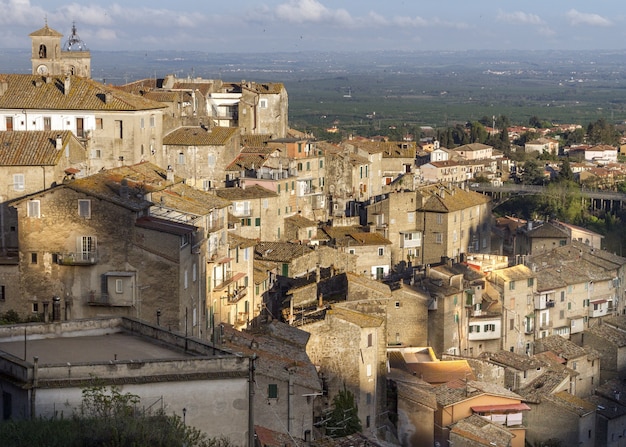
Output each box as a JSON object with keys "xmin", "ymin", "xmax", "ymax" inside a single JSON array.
[
  {"xmin": 215, "ymin": 257, "xmax": 233, "ymax": 264},
  {"xmin": 591, "ymin": 299, "xmax": 607, "ymax": 305},
  {"xmin": 471, "ymin": 403, "xmax": 531, "ymax": 413}
]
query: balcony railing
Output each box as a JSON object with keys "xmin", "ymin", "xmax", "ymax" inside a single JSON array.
[
  {"xmin": 56, "ymin": 252, "xmax": 97, "ymax": 266},
  {"xmin": 227, "ymin": 286, "xmax": 247, "ymax": 304},
  {"xmin": 87, "ymin": 292, "xmax": 132, "ymax": 307},
  {"xmin": 231, "ymin": 207, "xmax": 253, "ymax": 217}
]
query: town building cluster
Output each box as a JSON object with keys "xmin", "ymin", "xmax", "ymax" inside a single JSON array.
[{"xmin": 1, "ymin": 23, "xmax": 626, "ymax": 447}]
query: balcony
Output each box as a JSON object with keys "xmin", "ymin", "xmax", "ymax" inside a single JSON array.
[
  {"xmin": 214, "ymin": 272, "xmax": 246, "ymax": 291},
  {"xmin": 235, "ymin": 311, "xmax": 249, "ymax": 326},
  {"xmin": 56, "ymin": 252, "xmax": 97, "ymax": 266},
  {"xmin": 231, "ymin": 207, "xmax": 253, "ymax": 218},
  {"xmin": 207, "ymin": 218, "xmax": 225, "ymax": 233},
  {"xmin": 227, "ymin": 286, "xmax": 248, "ymax": 304},
  {"xmin": 546, "ymin": 300, "xmax": 555, "ymax": 308},
  {"xmin": 87, "ymin": 292, "xmax": 132, "ymax": 307}
]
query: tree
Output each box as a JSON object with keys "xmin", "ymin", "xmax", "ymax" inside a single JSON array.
[
  {"xmin": 0, "ymin": 383, "xmax": 225, "ymax": 447},
  {"xmin": 587, "ymin": 118, "xmax": 619, "ymax": 145},
  {"xmin": 520, "ymin": 159, "xmax": 546, "ymax": 185},
  {"xmin": 324, "ymin": 388, "xmax": 362, "ymax": 438},
  {"xmin": 557, "ymin": 158, "xmax": 574, "ymax": 183}
]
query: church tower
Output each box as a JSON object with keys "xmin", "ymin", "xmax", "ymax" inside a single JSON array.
[{"xmin": 30, "ymin": 21, "xmax": 91, "ymax": 78}]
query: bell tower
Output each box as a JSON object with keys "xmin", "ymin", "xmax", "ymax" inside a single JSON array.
[{"xmin": 29, "ymin": 21, "xmax": 91, "ymax": 78}]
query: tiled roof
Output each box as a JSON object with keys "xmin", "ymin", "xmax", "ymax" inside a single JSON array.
[
  {"xmin": 535, "ymin": 335, "xmax": 587, "ymax": 360},
  {"xmin": 587, "ymin": 395, "xmax": 626, "ymax": 419},
  {"xmin": 526, "ymin": 222, "xmax": 569, "ymax": 239},
  {"xmin": 29, "ymin": 24, "xmax": 63, "ymax": 37},
  {"xmin": 418, "ymin": 184, "xmax": 490, "ymax": 213},
  {"xmin": 320, "ymin": 225, "xmax": 392, "ymax": 247},
  {"xmin": 547, "ymin": 391, "xmax": 596, "ymax": 416},
  {"xmin": 163, "ymin": 126, "xmax": 237, "ymax": 146},
  {"xmin": 403, "ymin": 360, "xmax": 475, "ymax": 385},
  {"xmin": 328, "ymin": 306, "xmax": 384, "ymax": 328},
  {"xmin": 450, "ymin": 414, "xmax": 514, "ymax": 446},
  {"xmin": 601, "ymin": 315, "xmax": 626, "ymax": 332},
  {"xmin": 453, "ymin": 143, "xmax": 493, "ymax": 152},
  {"xmin": 242, "ymin": 134, "xmax": 272, "ymax": 147},
  {"xmin": 0, "ymin": 74, "xmax": 167, "ymax": 111},
  {"xmin": 222, "ymin": 321, "xmax": 321, "ymax": 392},
  {"xmin": 311, "ymin": 432, "xmax": 386, "ymax": 447},
  {"xmin": 0, "ymin": 130, "xmax": 79, "ymax": 166},
  {"xmin": 586, "ymin": 323, "xmax": 626, "ymax": 348},
  {"xmin": 151, "ymin": 183, "xmax": 231, "ymax": 215},
  {"xmin": 228, "ymin": 233, "xmax": 257, "ymax": 249},
  {"xmin": 225, "ymin": 152, "xmax": 269, "ymax": 171},
  {"xmin": 518, "ymin": 369, "xmax": 570, "ymax": 404},
  {"xmin": 142, "ymin": 91, "xmax": 181, "ymax": 103},
  {"xmin": 491, "ymin": 264, "xmax": 534, "ymax": 282},
  {"xmin": 285, "ymin": 214, "xmax": 317, "ymax": 229},
  {"xmin": 255, "ymin": 425, "xmax": 299, "ymax": 447},
  {"xmin": 480, "ymin": 350, "xmax": 544, "ymax": 371},
  {"xmin": 65, "ymin": 162, "xmax": 177, "ymax": 211},
  {"xmin": 435, "ymin": 380, "xmax": 522, "ymax": 407},
  {"xmin": 255, "ymin": 241, "xmax": 314, "ymax": 262},
  {"xmin": 215, "ymin": 185, "xmax": 276, "ymax": 200},
  {"xmin": 254, "ymin": 260, "xmax": 277, "ymax": 284}
]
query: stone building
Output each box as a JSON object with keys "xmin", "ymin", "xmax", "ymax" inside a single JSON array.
[
  {"xmin": 514, "ymin": 221, "xmax": 569, "ymax": 256},
  {"xmin": 488, "ymin": 264, "xmax": 537, "ymax": 355},
  {"xmin": 415, "ymin": 184, "xmax": 492, "ymax": 266},
  {"xmin": 478, "ymin": 350, "xmax": 546, "ymax": 391},
  {"xmin": 580, "ymin": 316, "xmax": 626, "ymax": 382},
  {"xmin": 301, "ymin": 306, "xmax": 386, "ymax": 436},
  {"xmin": 216, "ymin": 185, "xmax": 279, "ymax": 241},
  {"xmin": 30, "ymin": 22, "xmax": 91, "ymax": 78},
  {"xmin": 0, "ymin": 130, "xmax": 86, "ymax": 256},
  {"xmin": 9, "ymin": 164, "xmax": 204, "ymax": 334},
  {"xmin": 284, "ymin": 214, "xmax": 318, "ymax": 243},
  {"xmin": 534, "ymin": 335, "xmax": 600, "ymax": 398},
  {"xmin": 0, "ymin": 317, "xmax": 251, "ymax": 445},
  {"xmin": 161, "ymin": 126, "xmax": 241, "ymax": 190},
  {"xmin": 0, "ymin": 73, "xmax": 167, "ymax": 174},
  {"xmin": 221, "ymin": 321, "xmax": 322, "ymax": 440}
]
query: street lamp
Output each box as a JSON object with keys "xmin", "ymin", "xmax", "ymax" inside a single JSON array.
[{"xmin": 182, "ymin": 407, "xmax": 187, "ymax": 425}]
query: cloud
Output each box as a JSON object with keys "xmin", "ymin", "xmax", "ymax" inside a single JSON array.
[
  {"xmin": 566, "ymin": 9, "xmax": 612, "ymax": 27},
  {"xmin": 496, "ymin": 11, "xmax": 545, "ymax": 26},
  {"xmin": 275, "ymin": 0, "xmax": 332, "ymax": 23},
  {"xmin": 0, "ymin": 0, "xmax": 46, "ymax": 25}
]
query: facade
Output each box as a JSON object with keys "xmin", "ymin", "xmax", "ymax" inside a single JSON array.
[
  {"xmin": 30, "ymin": 23, "xmax": 91, "ymax": 78},
  {"xmin": 580, "ymin": 317, "xmax": 626, "ymax": 382},
  {"xmin": 415, "ymin": 184, "xmax": 492, "ymax": 266},
  {"xmin": 161, "ymin": 126, "xmax": 240, "ymax": 190},
  {"xmin": 0, "ymin": 317, "xmax": 251, "ymax": 445}
]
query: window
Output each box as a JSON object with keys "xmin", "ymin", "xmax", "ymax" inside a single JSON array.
[
  {"xmin": 268, "ymin": 384, "xmax": 278, "ymax": 399},
  {"xmin": 184, "ymin": 269, "xmax": 188, "ymax": 289},
  {"xmin": 366, "ymin": 364, "xmax": 372, "ymax": 377},
  {"xmin": 0, "ymin": 285, "xmax": 4, "ymax": 301},
  {"xmin": 510, "ymin": 318, "xmax": 515, "ymax": 331},
  {"xmin": 13, "ymin": 174, "xmax": 24, "ymax": 191},
  {"xmin": 408, "ymin": 212, "xmax": 415, "ymax": 223},
  {"xmin": 319, "ymin": 160, "xmax": 323, "ymax": 168},
  {"xmin": 559, "ymin": 310, "xmax": 565, "ymax": 319},
  {"xmin": 560, "ymin": 291, "xmax": 565, "ymax": 302},
  {"xmin": 91, "ymin": 149, "xmax": 101, "ymax": 159},
  {"xmin": 115, "ymin": 279, "xmax": 123, "ymax": 294},
  {"xmin": 140, "ymin": 117, "xmax": 145, "ymax": 129},
  {"xmin": 255, "ymin": 217, "xmax": 261, "ymax": 227},
  {"xmin": 259, "ymin": 99, "xmax": 268, "ymax": 109},
  {"xmin": 114, "ymin": 120, "xmax": 123, "ymax": 139},
  {"xmin": 262, "ymin": 199, "xmax": 268, "ymax": 209},
  {"xmin": 378, "ymin": 247, "xmax": 384, "ymax": 256},
  {"xmin": 79, "ymin": 236, "xmax": 96, "ymax": 261},
  {"xmin": 178, "ymin": 152, "xmax": 185, "ymax": 164},
  {"xmin": 367, "ymin": 333, "xmax": 373, "ymax": 347},
  {"xmin": 528, "ymin": 278, "xmax": 534, "ymax": 287},
  {"xmin": 208, "ymin": 154, "xmax": 216, "ymax": 166},
  {"xmin": 32, "ymin": 302, "xmax": 38, "ymax": 313},
  {"xmin": 31, "ymin": 253, "xmax": 38, "ymax": 264},
  {"xmin": 78, "ymin": 199, "xmax": 91, "ymax": 218},
  {"xmin": 27, "ymin": 200, "xmax": 40, "ymax": 218},
  {"xmin": 436, "ymin": 214, "xmax": 443, "ymax": 224},
  {"xmin": 96, "ymin": 118, "xmax": 103, "ymax": 129},
  {"xmin": 43, "ymin": 116, "xmax": 51, "ymax": 131},
  {"xmin": 435, "ymin": 233, "xmax": 443, "ymax": 244},
  {"xmin": 76, "ymin": 118, "xmax": 84, "ymax": 138},
  {"xmin": 484, "ymin": 324, "xmax": 496, "ymax": 332},
  {"xmin": 193, "ymin": 263, "xmax": 197, "ymax": 282},
  {"xmin": 5, "ymin": 116, "xmax": 13, "ymax": 131},
  {"xmin": 150, "ymin": 115, "xmax": 155, "ymax": 127},
  {"xmin": 3, "ymin": 391, "xmax": 12, "ymax": 420},
  {"xmin": 181, "ymin": 233, "xmax": 190, "ymax": 247},
  {"xmin": 306, "ymin": 161, "xmax": 310, "ymax": 171},
  {"xmin": 509, "ymin": 281, "xmax": 516, "ymax": 291}
]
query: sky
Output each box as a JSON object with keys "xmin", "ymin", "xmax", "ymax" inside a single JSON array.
[{"xmin": 1, "ymin": 0, "xmax": 625, "ymax": 53}]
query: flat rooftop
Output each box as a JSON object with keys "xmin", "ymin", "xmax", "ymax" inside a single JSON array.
[{"xmin": 0, "ymin": 332, "xmax": 194, "ymax": 364}]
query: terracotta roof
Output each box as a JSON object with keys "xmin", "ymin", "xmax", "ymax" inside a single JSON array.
[
  {"xmin": 547, "ymin": 391, "xmax": 596, "ymax": 416},
  {"xmin": 0, "ymin": 130, "xmax": 80, "ymax": 166},
  {"xmin": 0, "ymin": 74, "xmax": 167, "ymax": 111},
  {"xmin": 242, "ymin": 134, "xmax": 272, "ymax": 147},
  {"xmin": 450, "ymin": 414, "xmax": 515, "ymax": 447},
  {"xmin": 310, "ymin": 432, "xmax": 386, "ymax": 447},
  {"xmin": 535, "ymin": 335, "xmax": 588, "ymax": 360},
  {"xmin": 586, "ymin": 323, "xmax": 626, "ymax": 348},
  {"xmin": 254, "ymin": 260, "xmax": 277, "ymax": 285},
  {"xmin": 328, "ymin": 306, "xmax": 384, "ymax": 328},
  {"xmin": 453, "ymin": 143, "xmax": 493, "ymax": 152},
  {"xmin": 228, "ymin": 233, "xmax": 257, "ymax": 249},
  {"xmin": 285, "ymin": 214, "xmax": 317, "ymax": 229},
  {"xmin": 163, "ymin": 126, "xmax": 237, "ymax": 146},
  {"xmin": 418, "ymin": 184, "xmax": 490, "ymax": 213},
  {"xmin": 255, "ymin": 425, "xmax": 299, "ymax": 447},
  {"xmin": 151, "ymin": 183, "xmax": 231, "ymax": 215},
  {"xmin": 491, "ymin": 264, "xmax": 534, "ymax": 282},
  {"xmin": 215, "ymin": 185, "xmax": 276, "ymax": 200},
  {"xmin": 526, "ymin": 221, "xmax": 569, "ymax": 239},
  {"xmin": 225, "ymin": 152, "xmax": 269, "ymax": 171},
  {"xmin": 518, "ymin": 369, "xmax": 570, "ymax": 404},
  {"xmin": 29, "ymin": 24, "xmax": 63, "ymax": 37},
  {"xmin": 435, "ymin": 380, "xmax": 522, "ymax": 407},
  {"xmin": 402, "ymin": 360, "xmax": 475, "ymax": 385},
  {"xmin": 320, "ymin": 225, "xmax": 392, "ymax": 247},
  {"xmin": 480, "ymin": 350, "xmax": 544, "ymax": 371}
]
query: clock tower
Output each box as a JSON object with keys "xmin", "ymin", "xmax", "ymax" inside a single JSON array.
[{"xmin": 30, "ymin": 21, "xmax": 91, "ymax": 78}]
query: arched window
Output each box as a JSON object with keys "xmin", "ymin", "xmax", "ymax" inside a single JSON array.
[{"xmin": 39, "ymin": 44, "xmax": 47, "ymax": 58}]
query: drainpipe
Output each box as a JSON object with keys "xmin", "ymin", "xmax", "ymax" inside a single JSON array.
[{"xmin": 288, "ymin": 367, "xmax": 295, "ymax": 435}]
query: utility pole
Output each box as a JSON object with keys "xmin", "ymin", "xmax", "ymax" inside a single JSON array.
[{"xmin": 248, "ymin": 354, "xmax": 257, "ymax": 447}]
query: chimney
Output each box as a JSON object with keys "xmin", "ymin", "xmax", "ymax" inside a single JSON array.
[
  {"xmin": 119, "ymin": 178, "xmax": 129, "ymax": 199},
  {"xmin": 0, "ymin": 75, "xmax": 8, "ymax": 96},
  {"xmin": 64, "ymin": 76, "xmax": 71, "ymax": 95},
  {"xmin": 166, "ymin": 165, "xmax": 175, "ymax": 182},
  {"xmin": 104, "ymin": 91, "xmax": 113, "ymax": 103},
  {"xmin": 55, "ymin": 134, "xmax": 63, "ymax": 150}
]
